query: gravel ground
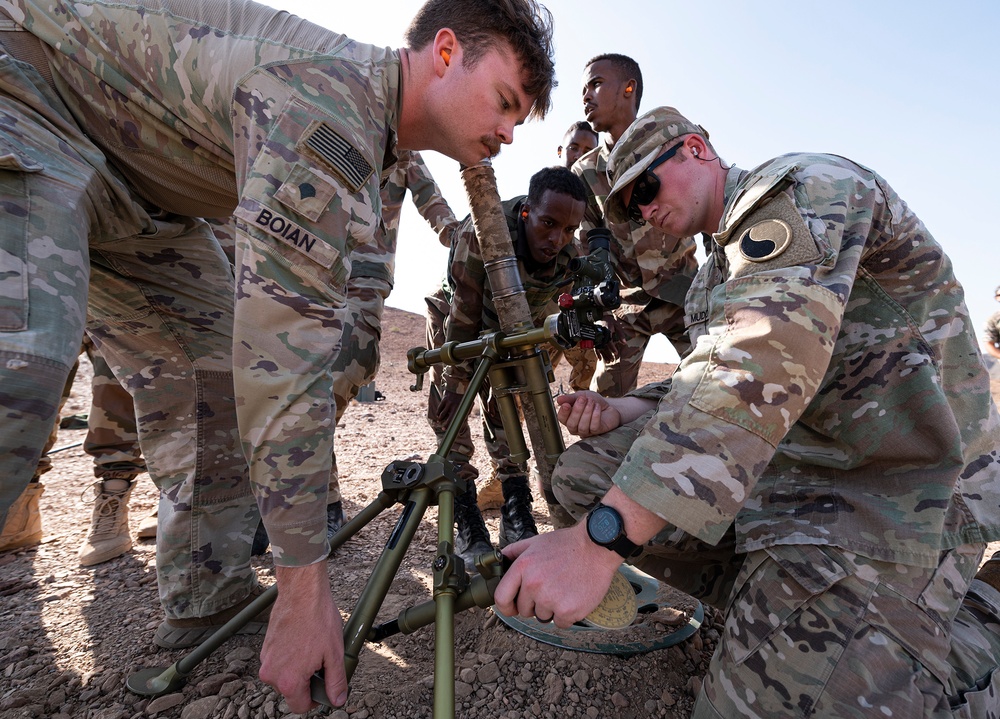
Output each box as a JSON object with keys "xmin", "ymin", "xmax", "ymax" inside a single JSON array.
[{"xmin": 0, "ymin": 307, "xmax": 724, "ymax": 719}]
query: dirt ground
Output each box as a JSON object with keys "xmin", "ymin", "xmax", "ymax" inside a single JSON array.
[
  {"xmin": 0, "ymin": 306, "xmax": 724, "ymax": 719},
  {"xmin": 3, "ymin": 309, "xmax": 1000, "ymax": 719}
]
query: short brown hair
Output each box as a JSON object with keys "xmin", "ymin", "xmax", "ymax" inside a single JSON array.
[{"xmin": 405, "ymin": 0, "xmax": 556, "ymax": 120}]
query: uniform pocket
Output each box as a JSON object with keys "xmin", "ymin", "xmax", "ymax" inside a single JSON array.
[
  {"xmin": 0, "ymin": 135, "xmax": 42, "ymax": 330},
  {"xmin": 723, "ymin": 545, "xmax": 850, "ymax": 665}
]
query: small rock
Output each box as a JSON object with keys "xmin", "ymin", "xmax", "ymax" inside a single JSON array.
[
  {"xmin": 145, "ymin": 693, "xmax": 185, "ymax": 714},
  {"xmin": 611, "ymin": 691, "xmax": 629, "ymax": 708},
  {"xmin": 477, "ymin": 661, "xmax": 501, "ymax": 684},
  {"xmin": 196, "ymin": 672, "xmax": 239, "ymax": 696},
  {"xmin": 180, "ymin": 696, "xmax": 220, "ymax": 719}
]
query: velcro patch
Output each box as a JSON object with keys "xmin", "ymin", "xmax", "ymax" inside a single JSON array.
[
  {"xmin": 235, "ymin": 200, "xmax": 339, "ymax": 269},
  {"xmin": 274, "ymin": 163, "xmax": 337, "ymax": 222},
  {"xmin": 299, "ymin": 121, "xmax": 374, "ymax": 194},
  {"xmin": 738, "ymin": 218, "xmax": 793, "ymax": 262},
  {"xmin": 724, "ymin": 191, "xmax": 819, "ymax": 279}
]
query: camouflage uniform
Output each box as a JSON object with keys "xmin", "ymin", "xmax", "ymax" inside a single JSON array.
[
  {"xmin": 0, "ymin": 0, "xmax": 401, "ymax": 618},
  {"xmin": 985, "ymin": 309, "xmax": 1000, "ymax": 352},
  {"xmin": 328, "ymin": 150, "xmax": 457, "ymax": 500},
  {"xmin": 555, "ymin": 150, "xmax": 1000, "ymax": 717},
  {"xmin": 572, "ymin": 138, "xmax": 698, "ymax": 396},
  {"xmin": 426, "ymin": 198, "xmax": 576, "ymax": 483},
  {"xmin": 82, "ymin": 337, "xmax": 145, "ymax": 482}
]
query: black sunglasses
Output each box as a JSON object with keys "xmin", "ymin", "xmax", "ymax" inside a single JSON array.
[{"xmin": 625, "ymin": 141, "xmax": 686, "ymax": 223}]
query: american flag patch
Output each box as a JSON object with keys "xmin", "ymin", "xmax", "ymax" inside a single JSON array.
[{"xmin": 300, "ymin": 121, "xmax": 374, "ymax": 193}]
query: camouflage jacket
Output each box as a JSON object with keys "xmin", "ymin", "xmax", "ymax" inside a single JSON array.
[
  {"xmin": 350, "ymin": 149, "xmax": 458, "ymax": 293},
  {"xmin": 4, "ymin": 0, "xmax": 402, "ymax": 565},
  {"xmin": 984, "ymin": 310, "xmax": 1000, "ymax": 348},
  {"xmin": 615, "ymin": 154, "xmax": 1000, "ymax": 568},
  {"xmin": 442, "ymin": 197, "xmax": 576, "ymax": 392},
  {"xmin": 573, "ymin": 137, "xmax": 698, "ymax": 313}
]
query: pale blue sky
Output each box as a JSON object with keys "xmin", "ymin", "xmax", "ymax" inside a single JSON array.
[{"xmin": 278, "ymin": 0, "xmax": 1000, "ymax": 363}]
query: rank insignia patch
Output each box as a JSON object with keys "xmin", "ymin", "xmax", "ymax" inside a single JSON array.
[
  {"xmin": 738, "ymin": 219, "xmax": 793, "ymax": 262},
  {"xmin": 275, "ymin": 163, "xmax": 337, "ymax": 221}
]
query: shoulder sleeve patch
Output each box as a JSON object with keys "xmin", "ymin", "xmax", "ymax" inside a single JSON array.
[
  {"xmin": 724, "ymin": 191, "xmax": 819, "ymax": 279},
  {"xmin": 298, "ymin": 121, "xmax": 374, "ymax": 193}
]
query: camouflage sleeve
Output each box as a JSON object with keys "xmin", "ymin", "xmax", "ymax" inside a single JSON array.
[
  {"xmin": 230, "ymin": 62, "xmax": 391, "ymax": 567},
  {"xmin": 611, "ymin": 162, "xmax": 878, "ymax": 546},
  {"xmin": 405, "ymin": 152, "xmax": 459, "ymax": 247},
  {"xmin": 572, "ymin": 155, "xmax": 604, "ymax": 243},
  {"xmin": 440, "ymin": 223, "xmax": 487, "ymax": 393}
]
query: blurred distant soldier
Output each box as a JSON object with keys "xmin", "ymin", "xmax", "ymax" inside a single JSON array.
[
  {"xmin": 984, "ymin": 285, "xmax": 1000, "ymax": 361},
  {"xmin": 556, "ymin": 120, "xmax": 598, "ymax": 169}
]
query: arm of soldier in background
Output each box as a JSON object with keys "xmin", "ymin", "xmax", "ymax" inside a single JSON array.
[
  {"xmin": 438, "ymin": 220, "xmax": 488, "ymax": 397},
  {"xmin": 405, "ymin": 151, "xmax": 461, "ymax": 247}
]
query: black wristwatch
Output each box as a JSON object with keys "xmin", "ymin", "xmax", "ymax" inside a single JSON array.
[{"xmin": 586, "ymin": 503, "xmax": 641, "ymax": 559}]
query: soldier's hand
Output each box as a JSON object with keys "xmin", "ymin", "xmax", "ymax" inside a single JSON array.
[
  {"xmin": 555, "ymin": 392, "xmax": 622, "ymax": 437},
  {"xmin": 260, "ymin": 563, "xmax": 348, "ymax": 713},
  {"xmin": 494, "ymin": 523, "xmax": 620, "ymax": 628},
  {"xmin": 595, "ymin": 314, "xmax": 626, "ymax": 363},
  {"xmin": 432, "ymin": 389, "xmax": 463, "ymax": 426}
]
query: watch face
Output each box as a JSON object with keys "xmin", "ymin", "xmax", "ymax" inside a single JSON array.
[{"xmin": 588, "ymin": 505, "xmax": 622, "ymax": 545}]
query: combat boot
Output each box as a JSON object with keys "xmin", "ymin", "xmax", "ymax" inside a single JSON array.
[
  {"xmin": 154, "ymin": 582, "xmax": 271, "ymax": 649},
  {"xmin": 79, "ymin": 478, "xmax": 135, "ymax": 566},
  {"xmin": 0, "ymin": 482, "xmax": 44, "ymax": 553},
  {"xmin": 326, "ymin": 501, "xmax": 345, "ymax": 540},
  {"xmin": 454, "ymin": 481, "xmax": 493, "ymax": 572},
  {"xmin": 498, "ymin": 475, "xmax": 538, "ymax": 548}
]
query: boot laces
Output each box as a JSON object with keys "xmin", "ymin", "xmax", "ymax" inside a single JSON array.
[{"xmin": 83, "ymin": 482, "xmax": 129, "ymax": 539}]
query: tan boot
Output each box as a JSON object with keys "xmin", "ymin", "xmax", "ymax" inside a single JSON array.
[
  {"xmin": 476, "ymin": 464, "xmax": 505, "ymax": 511},
  {"xmin": 79, "ymin": 479, "xmax": 135, "ymax": 567},
  {"xmin": 0, "ymin": 482, "xmax": 44, "ymax": 552}
]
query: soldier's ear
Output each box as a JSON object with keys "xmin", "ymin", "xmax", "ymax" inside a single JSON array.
[{"xmin": 432, "ymin": 29, "xmax": 457, "ymax": 76}]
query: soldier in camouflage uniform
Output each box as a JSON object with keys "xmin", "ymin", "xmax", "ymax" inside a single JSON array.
[
  {"xmin": 0, "ymin": 0, "xmax": 555, "ymax": 710},
  {"xmin": 426, "ymin": 166, "xmax": 587, "ymax": 566},
  {"xmin": 546, "ymin": 120, "xmax": 599, "ymax": 393},
  {"xmin": 496, "ymin": 106, "xmax": 1000, "ymax": 718},
  {"xmin": 77, "ymin": 337, "xmax": 148, "ymax": 566},
  {"xmin": 984, "ymin": 285, "xmax": 1000, "ymax": 361},
  {"xmin": 574, "ymin": 54, "xmax": 698, "ymax": 397}
]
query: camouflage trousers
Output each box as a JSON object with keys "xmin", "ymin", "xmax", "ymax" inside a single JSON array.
[
  {"xmin": 424, "ymin": 289, "xmax": 530, "ymax": 485},
  {"xmin": 553, "ymin": 413, "xmax": 1000, "ymax": 718},
  {"xmin": 591, "ymin": 298, "xmax": 686, "ymax": 397},
  {"xmin": 0, "ymin": 55, "xmax": 257, "ymax": 618},
  {"xmin": 328, "ymin": 278, "xmax": 390, "ymax": 502},
  {"xmin": 83, "ymin": 338, "xmax": 146, "ymax": 481}
]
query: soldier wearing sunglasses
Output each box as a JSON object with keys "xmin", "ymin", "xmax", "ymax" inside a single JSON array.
[{"xmin": 496, "ymin": 105, "xmax": 1000, "ymax": 718}]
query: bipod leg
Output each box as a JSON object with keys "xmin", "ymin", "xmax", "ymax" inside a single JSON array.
[
  {"xmin": 311, "ymin": 485, "xmax": 434, "ymax": 706},
  {"xmin": 126, "ymin": 491, "xmax": 396, "ymax": 698}
]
